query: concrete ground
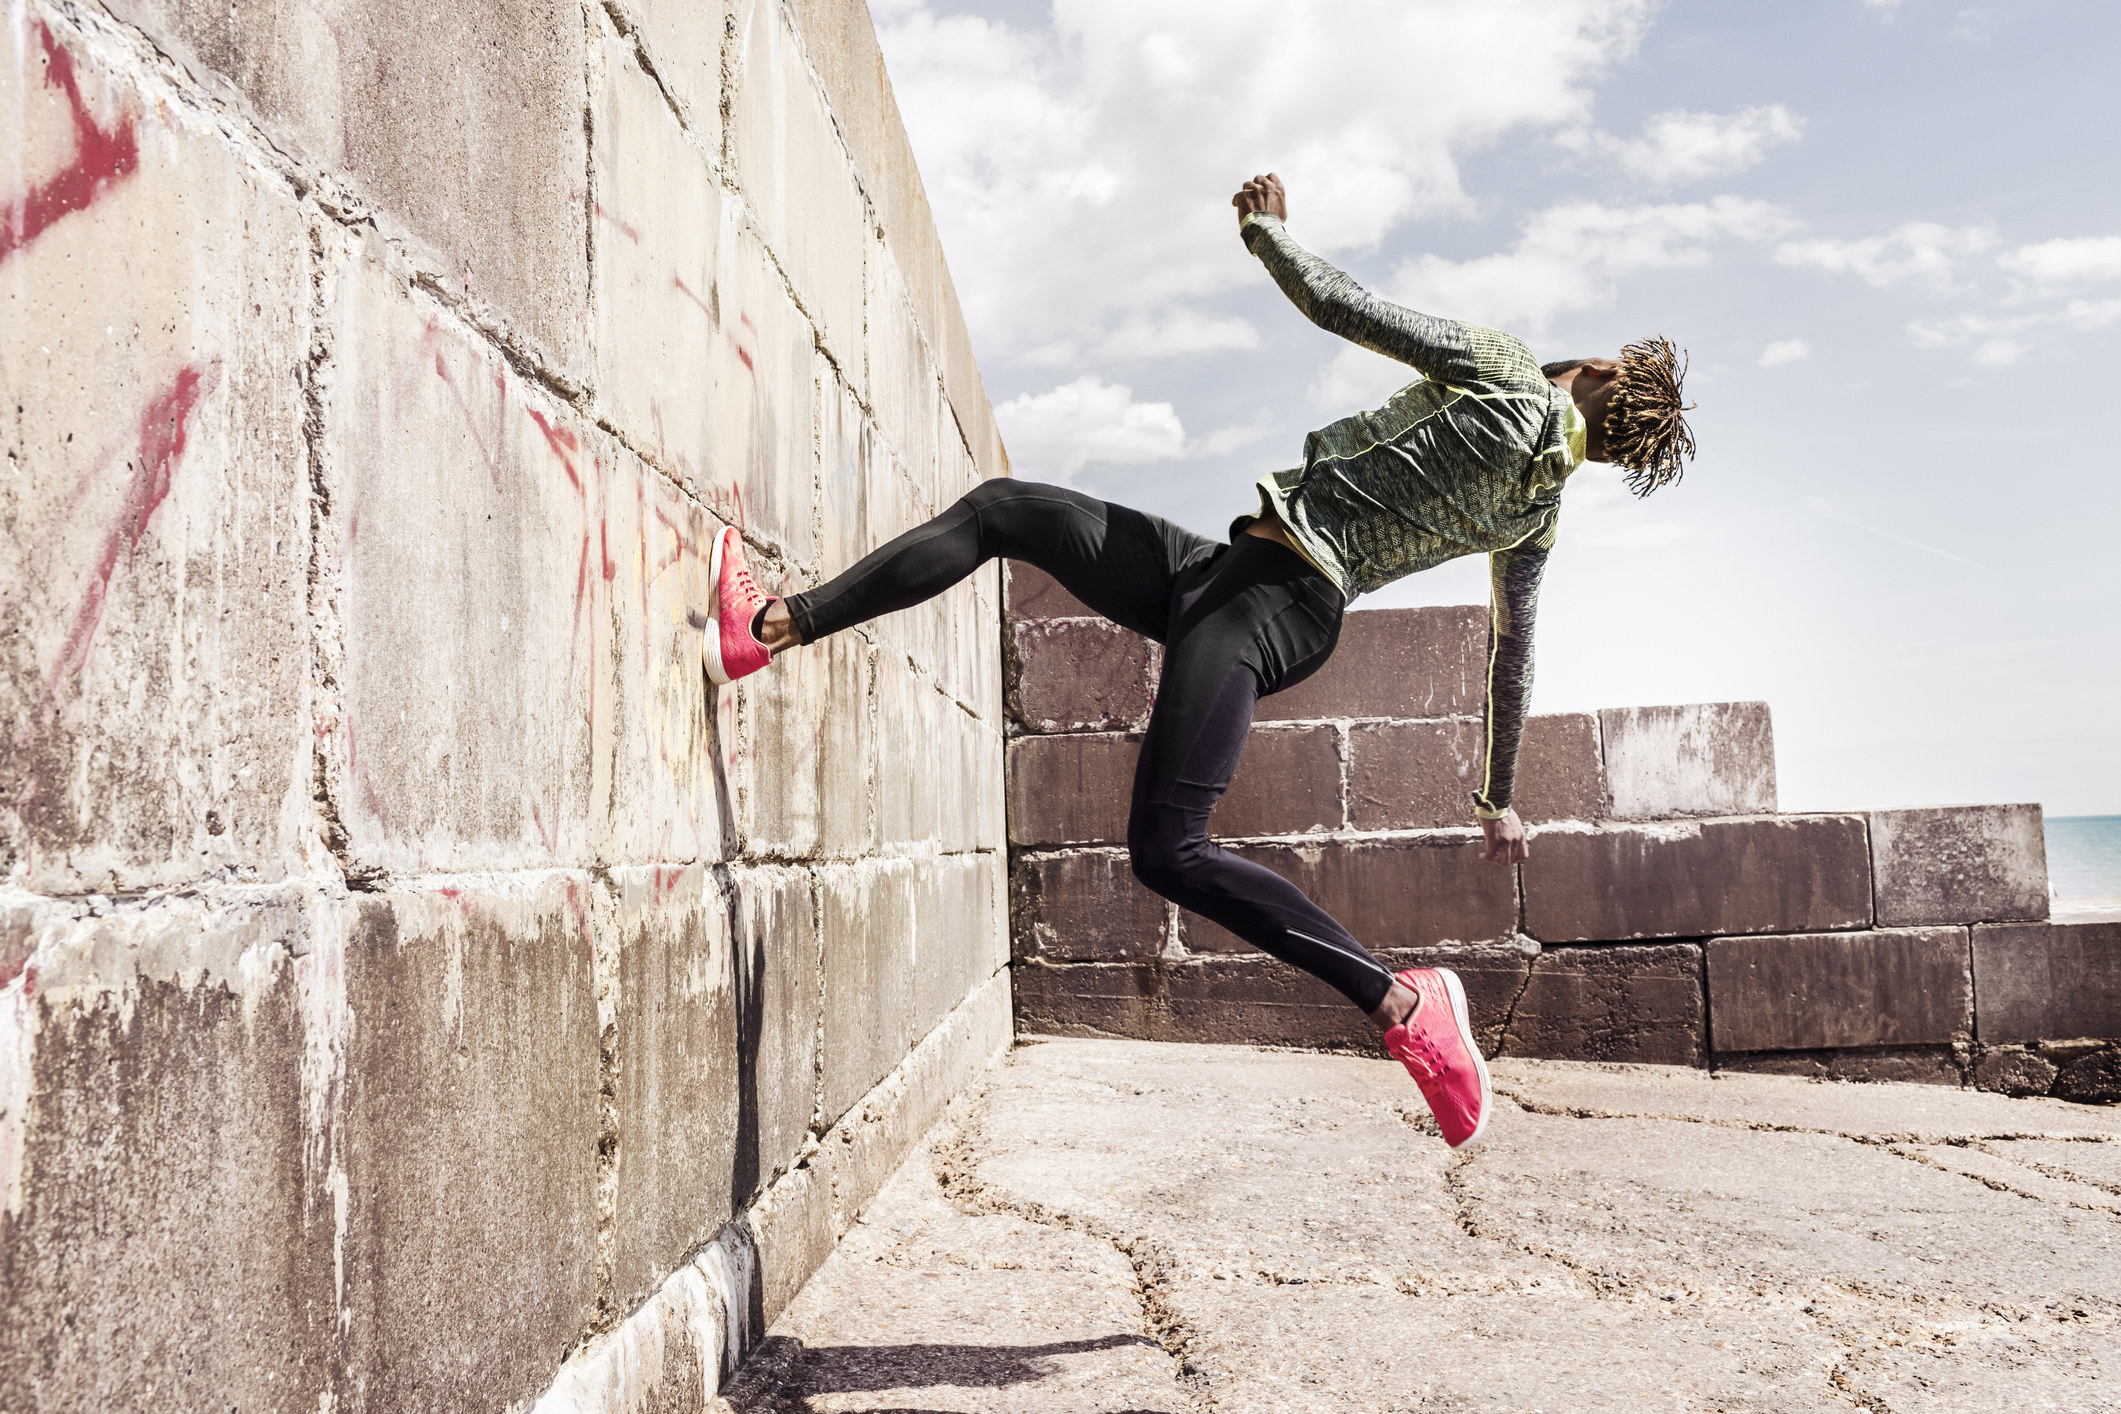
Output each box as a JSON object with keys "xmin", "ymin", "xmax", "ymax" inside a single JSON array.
[{"xmin": 724, "ymin": 1038, "xmax": 2121, "ymax": 1414}]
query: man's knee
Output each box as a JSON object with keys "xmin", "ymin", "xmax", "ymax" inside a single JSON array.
[{"xmin": 1128, "ymin": 816, "xmax": 1207, "ymax": 899}]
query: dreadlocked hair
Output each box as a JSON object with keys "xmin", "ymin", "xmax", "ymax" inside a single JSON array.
[{"xmin": 1603, "ymin": 335, "xmax": 1696, "ymax": 497}]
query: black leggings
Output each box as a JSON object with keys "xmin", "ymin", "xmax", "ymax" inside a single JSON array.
[{"xmin": 786, "ymin": 480, "xmax": 1399, "ymax": 1014}]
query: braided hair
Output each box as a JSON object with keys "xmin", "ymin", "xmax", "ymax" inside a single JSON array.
[{"xmin": 1603, "ymin": 336, "xmax": 1696, "ymax": 497}]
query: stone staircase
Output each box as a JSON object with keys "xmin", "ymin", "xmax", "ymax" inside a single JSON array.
[{"xmin": 1002, "ymin": 563, "xmax": 2121, "ymax": 1100}]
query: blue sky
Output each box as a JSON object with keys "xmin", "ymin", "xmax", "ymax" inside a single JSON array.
[{"xmin": 872, "ymin": 0, "xmax": 2121, "ymax": 816}]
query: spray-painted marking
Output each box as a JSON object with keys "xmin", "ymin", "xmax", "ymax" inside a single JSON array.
[
  {"xmin": 425, "ymin": 333, "xmax": 504, "ymax": 491},
  {"xmin": 2, "ymin": 23, "xmax": 140, "ymax": 264},
  {"xmin": 673, "ymin": 274, "xmax": 713, "ymax": 319},
  {"xmin": 46, "ymin": 363, "xmax": 219, "ymax": 691},
  {"xmin": 593, "ymin": 201, "xmax": 642, "ymax": 246}
]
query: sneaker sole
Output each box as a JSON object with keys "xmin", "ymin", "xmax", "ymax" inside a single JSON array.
[
  {"xmin": 1437, "ymin": 967, "xmax": 1493, "ymax": 1149},
  {"xmin": 702, "ymin": 526, "xmax": 734, "ymax": 686}
]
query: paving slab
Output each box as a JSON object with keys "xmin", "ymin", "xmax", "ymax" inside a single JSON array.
[{"xmin": 729, "ymin": 1039, "xmax": 2121, "ymax": 1412}]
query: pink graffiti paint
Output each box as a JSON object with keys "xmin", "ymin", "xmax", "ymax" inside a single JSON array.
[
  {"xmin": 593, "ymin": 201, "xmax": 642, "ymax": 245},
  {"xmin": 46, "ymin": 363, "xmax": 218, "ymax": 690},
  {"xmin": 527, "ymin": 408, "xmax": 583, "ymax": 494},
  {"xmin": 673, "ymin": 274, "xmax": 712, "ymax": 318},
  {"xmin": 1, "ymin": 23, "xmax": 140, "ymax": 264},
  {"xmin": 601, "ymin": 522, "xmax": 617, "ymax": 582},
  {"xmin": 427, "ymin": 337, "xmax": 504, "ymax": 490}
]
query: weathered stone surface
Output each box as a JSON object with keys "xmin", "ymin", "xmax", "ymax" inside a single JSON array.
[
  {"xmin": 1213, "ymin": 725, "xmax": 1341, "ymax": 837},
  {"xmin": 1011, "ymin": 850, "xmax": 1169, "ymax": 962},
  {"xmin": 863, "ymin": 229, "xmax": 942, "ymax": 510},
  {"xmin": 1600, "ymin": 701, "xmax": 1776, "ymax": 820},
  {"xmin": 0, "ymin": 897, "xmax": 332, "ymax": 1411},
  {"xmin": 1012, "ymin": 960, "xmax": 1160, "ymax": 1040},
  {"xmin": 875, "ymin": 657, "xmax": 953, "ymax": 850},
  {"xmin": 610, "ymin": 865, "xmax": 739, "ymax": 1310},
  {"xmin": 1180, "ymin": 835, "xmax": 1519, "ymax": 954},
  {"xmin": 910, "ymin": 852, "xmax": 1004, "ymax": 1046},
  {"xmin": 1973, "ymin": 920, "xmax": 2121, "ymax": 1044},
  {"xmin": 1006, "ymin": 733, "xmax": 1136, "ymax": 847},
  {"xmin": 337, "ymin": 883, "xmax": 601, "ymax": 1412},
  {"xmin": 108, "ymin": 0, "xmax": 591, "ymax": 376},
  {"xmin": 1004, "ymin": 560, "xmax": 1096, "ymax": 621},
  {"xmin": 2052, "ymin": 1047, "xmax": 2121, "ymax": 1103},
  {"xmin": 1972, "ymin": 1047, "xmax": 2060, "ymax": 1096},
  {"xmin": 1707, "ymin": 928, "xmax": 1971, "ymax": 1053},
  {"xmin": 1872, "ymin": 803, "xmax": 2049, "ymax": 927},
  {"xmin": 705, "ymin": 211, "xmax": 823, "ymax": 561},
  {"xmin": 1006, "ymin": 618, "xmax": 1156, "ymax": 733},
  {"xmin": 729, "ymin": 0, "xmax": 868, "ymax": 376},
  {"xmin": 1255, "ymin": 605, "xmax": 1488, "ymax": 722},
  {"xmin": 733, "ymin": 865, "xmax": 821, "ymax": 1202},
  {"xmin": 1523, "ymin": 815, "xmax": 1873, "ymax": 942},
  {"xmin": 2, "ymin": 24, "xmax": 310, "ymax": 893},
  {"xmin": 1347, "ymin": 717, "xmax": 1481, "ymax": 830},
  {"xmin": 819, "ymin": 859, "xmax": 917, "ymax": 1128},
  {"xmin": 1512, "ymin": 711, "xmax": 1607, "ymax": 824},
  {"xmin": 1500, "ymin": 942, "xmax": 1705, "ymax": 1065},
  {"xmin": 1718, "ymin": 1045, "xmax": 1966, "ymax": 1087},
  {"xmin": 624, "ymin": 0, "xmax": 732, "ymax": 145}
]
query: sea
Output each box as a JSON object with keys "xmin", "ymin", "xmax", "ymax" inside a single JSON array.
[{"xmin": 2045, "ymin": 815, "xmax": 2121, "ymax": 900}]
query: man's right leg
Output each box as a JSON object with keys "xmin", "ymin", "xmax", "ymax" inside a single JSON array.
[{"xmin": 779, "ymin": 480, "xmax": 1211, "ymax": 648}]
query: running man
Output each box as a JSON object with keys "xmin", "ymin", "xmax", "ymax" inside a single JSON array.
[{"xmin": 699, "ymin": 173, "xmax": 1695, "ymax": 1149}]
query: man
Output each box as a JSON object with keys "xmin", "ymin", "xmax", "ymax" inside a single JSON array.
[{"xmin": 699, "ymin": 173, "xmax": 1695, "ymax": 1149}]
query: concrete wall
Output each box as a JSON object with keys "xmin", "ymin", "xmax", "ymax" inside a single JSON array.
[
  {"xmin": 0, "ymin": 2, "xmax": 1009, "ymax": 1408},
  {"xmin": 1006, "ymin": 565, "xmax": 2121, "ymax": 1099}
]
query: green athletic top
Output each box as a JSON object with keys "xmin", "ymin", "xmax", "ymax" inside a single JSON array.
[{"xmin": 1236, "ymin": 212, "xmax": 1587, "ymax": 819}]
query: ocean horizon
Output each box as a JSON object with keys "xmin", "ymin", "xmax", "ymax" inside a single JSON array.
[{"xmin": 2046, "ymin": 815, "xmax": 2121, "ymax": 900}]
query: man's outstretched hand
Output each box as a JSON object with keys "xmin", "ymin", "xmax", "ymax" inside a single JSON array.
[
  {"xmin": 1232, "ymin": 172, "xmax": 1287, "ymax": 224},
  {"xmin": 1479, "ymin": 808, "xmax": 1529, "ymax": 866}
]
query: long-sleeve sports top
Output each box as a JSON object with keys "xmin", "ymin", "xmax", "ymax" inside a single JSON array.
[{"xmin": 1236, "ymin": 212, "xmax": 1587, "ymax": 819}]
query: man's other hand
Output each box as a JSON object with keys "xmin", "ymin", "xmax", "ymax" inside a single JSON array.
[
  {"xmin": 1232, "ymin": 173, "xmax": 1287, "ymax": 224},
  {"xmin": 1478, "ymin": 808, "xmax": 1528, "ymax": 866}
]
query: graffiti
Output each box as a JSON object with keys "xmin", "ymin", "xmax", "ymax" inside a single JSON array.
[
  {"xmin": 46, "ymin": 363, "xmax": 220, "ymax": 691},
  {"xmin": 2, "ymin": 23, "xmax": 139, "ymax": 264}
]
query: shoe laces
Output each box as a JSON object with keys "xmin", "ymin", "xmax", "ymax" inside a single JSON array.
[{"xmin": 726, "ymin": 560, "xmax": 766, "ymax": 611}]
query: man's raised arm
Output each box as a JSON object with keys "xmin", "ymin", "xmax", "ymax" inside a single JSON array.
[
  {"xmin": 1232, "ymin": 172, "xmax": 1483, "ymax": 387},
  {"xmin": 1470, "ymin": 520, "xmax": 1556, "ymax": 866}
]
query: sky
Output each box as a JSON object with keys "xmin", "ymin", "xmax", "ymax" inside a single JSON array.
[{"xmin": 869, "ymin": 0, "xmax": 2121, "ymax": 817}]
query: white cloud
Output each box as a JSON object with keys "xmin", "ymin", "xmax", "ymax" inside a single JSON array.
[
  {"xmin": 1759, "ymin": 338, "xmax": 1810, "ymax": 367},
  {"xmin": 874, "ymin": 0, "xmax": 1656, "ymax": 364},
  {"xmin": 1023, "ymin": 309, "xmax": 1262, "ymax": 368},
  {"xmin": 1908, "ymin": 298, "xmax": 2121, "ymax": 365},
  {"xmin": 1862, "ymin": 0, "xmax": 1902, "ymax": 13},
  {"xmin": 1998, "ymin": 236, "xmax": 2121, "ymax": 289},
  {"xmin": 1562, "ymin": 105, "xmax": 1804, "ymax": 186},
  {"xmin": 1559, "ymin": 461, "xmax": 1691, "ymax": 549},
  {"xmin": 1774, "ymin": 222, "xmax": 1995, "ymax": 290},
  {"xmin": 994, "ymin": 377, "xmax": 1189, "ymax": 482}
]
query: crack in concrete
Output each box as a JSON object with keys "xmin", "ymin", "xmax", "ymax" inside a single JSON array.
[
  {"xmin": 927, "ymin": 1078, "xmax": 1212, "ymax": 1410},
  {"xmin": 1492, "ymin": 1084, "xmax": 2121, "ymax": 1147},
  {"xmin": 1884, "ymin": 1142, "xmax": 2121, "ymax": 1215}
]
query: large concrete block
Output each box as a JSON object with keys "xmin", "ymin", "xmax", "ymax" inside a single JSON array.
[
  {"xmin": 1871, "ymin": 804, "xmax": 2048, "ymax": 927},
  {"xmin": 1012, "ymin": 849, "xmax": 1170, "ymax": 962},
  {"xmin": 876, "ymin": 656, "xmax": 948, "ymax": 849},
  {"xmin": 1973, "ymin": 922, "xmax": 2121, "ymax": 1044},
  {"xmin": 2, "ymin": 21, "xmax": 310, "ymax": 893},
  {"xmin": 864, "ymin": 233, "xmax": 943, "ymax": 511},
  {"xmin": 1500, "ymin": 943, "xmax": 1705, "ymax": 1066},
  {"xmin": 1007, "ymin": 618, "xmax": 1157, "ymax": 733},
  {"xmin": 1005, "ymin": 561, "xmax": 1095, "ymax": 621},
  {"xmin": 730, "ymin": 0, "xmax": 868, "ymax": 376},
  {"xmin": 1523, "ymin": 815, "xmax": 1873, "ymax": 943},
  {"xmin": 623, "ymin": 0, "xmax": 733, "ymax": 147},
  {"xmin": 818, "ymin": 372, "xmax": 875, "ymax": 588},
  {"xmin": 1179, "ymin": 835, "xmax": 1519, "ymax": 954},
  {"xmin": 107, "ymin": 0, "xmax": 592, "ymax": 377},
  {"xmin": 732, "ymin": 865, "xmax": 821, "ymax": 1196},
  {"xmin": 1012, "ymin": 959, "xmax": 1160, "ymax": 1040},
  {"xmin": 0, "ymin": 895, "xmax": 332, "ymax": 1410},
  {"xmin": 324, "ymin": 238, "xmax": 601, "ymax": 872},
  {"xmin": 912, "ymin": 852, "xmax": 996, "ymax": 1043},
  {"xmin": 1600, "ymin": 702, "xmax": 1776, "ymax": 820},
  {"xmin": 1214, "ymin": 725, "xmax": 1343, "ymax": 837},
  {"xmin": 814, "ymin": 632, "xmax": 876, "ymax": 858},
  {"xmin": 610, "ymin": 865, "xmax": 738, "ymax": 1311},
  {"xmin": 1254, "ymin": 606, "xmax": 1487, "ymax": 722},
  {"xmin": 1707, "ymin": 928, "xmax": 1972, "ymax": 1052},
  {"xmin": 819, "ymin": 858, "xmax": 916, "ymax": 1127},
  {"xmin": 704, "ymin": 211, "xmax": 821, "ymax": 564},
  {"xmin": 1348, "ymin": 718, "xmax": 1482, "ymax": 831},
  {"xmin": 728, "ymin": 593, "xmax": 833, "ymax": 859},
  {"xmin": 1006, "ymin": 733, "xmax": 1137, "ymax": 848},
  {"xmin": 337, "ymin": 881, "xmax": 601, "ymax": 1411},
  {"xmin": 1512, "ymin": 711, "xmax": 1607, "ymax": 824},
  {"xmin": 591, "ymin": 29, "xmax": 727, "ymax": 485}
]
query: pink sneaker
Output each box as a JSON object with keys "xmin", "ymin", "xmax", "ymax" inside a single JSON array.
[
  {"xmin": 703, "ymin": 525, "xmax": 774, "ymax": 685},
  {"xmin": 1383, "ymin": 968, "xmax": 1492, "ymax": 1148}
]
